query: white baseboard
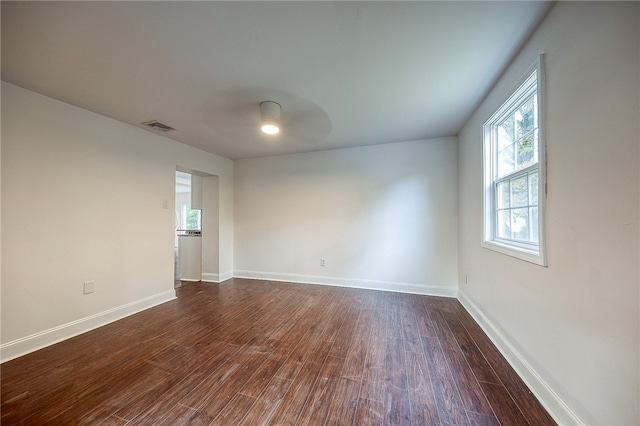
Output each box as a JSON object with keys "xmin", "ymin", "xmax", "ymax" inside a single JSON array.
[
  {"xmin": 1, "ymin": 290, "xmax": 176, "ymax": 363},
  {"xmin": 219, "ymin": 271, "xmax": 234, "ymax": 282},
  {"xmin": 201, "ymin": 271, "xmax": 234, "ymax": 283},
  {"xmin": 457, "ymin": 290, "xmax": 584, "ymax": 426},
  {"xmin": 234, "ymin": 270, "xmax": 456, "ymax": 298},
  {"xmin": 201, "ymin": 272, "xmax": 220, "ymax": 283}
]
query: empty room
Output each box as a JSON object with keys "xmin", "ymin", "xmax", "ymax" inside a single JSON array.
[{"xmin": 1, "ymin": 1, "xmax": 638, "ymax": 425}]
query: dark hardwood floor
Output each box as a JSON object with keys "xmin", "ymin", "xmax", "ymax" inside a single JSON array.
[{"xmin": 1, "ymin": 279, "xmax": 556, "ymax": 425}]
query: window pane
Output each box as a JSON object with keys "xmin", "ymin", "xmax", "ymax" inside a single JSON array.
[
  {"xmin": 497, "ymin": 117, "xmax": 514, "ymax": 150},
  {"xmin": 530, "ymin": 207, "xmax": 539, "ymax": 243},
  {"xmin": 510, "ymin": 175, "xmax": 528, "ymax": 207},
  {"xmin": 497, "ymin": 181, "xmax": 510, "ymax": 209},
  {"xmin": 497, "ymin": 142, "xmax": 515, "ymax": 177},
  {"xmin": 185, "ymin": 207, "xmax": 201, "ymax": 230},
  {"xmin": 516, "ymin": 132, "xmax": 536, "ymax": 170},
  {"xmin": 511, "ymin": 208, "xmax": 529, "ymax": 241},
  {"xmin": 515, "ymin": 96, "xmax": 535, "ymax": 139},
  {"xmin": 529, "ymin": 171, "xmax": 539, "ymax": 206},
  {"xmin": 497, "ymin": 210, "xmax": 511, "ymax": 239},
  {"xmin": 497, "ymin": 115, "xmax": 515, "ymax": 178}
]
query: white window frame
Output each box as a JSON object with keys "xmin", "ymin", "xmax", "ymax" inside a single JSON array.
[{"xmin": 482, "ymin": 55, "xmax": 547, "ymax": 266}]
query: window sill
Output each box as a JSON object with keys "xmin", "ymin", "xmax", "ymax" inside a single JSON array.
[{"xmin": 482, "ymin": 239, "xmax": 547, "ymax": 266}]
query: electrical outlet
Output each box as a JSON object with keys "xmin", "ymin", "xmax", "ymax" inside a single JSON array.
[
  {"xmin": 162, "ymin": 199, "xmax": 170, "ymax": 209},
  {"xmin": 320, "ymin": 258, "xmax": 326, "ymax": 267},
  {"xmin": 83, "ymin": 281, "xmax": 95, "ymax": 294},
  {"xmin": 464, "ymin": 274, "xmax": 468, "ymax": 284}
]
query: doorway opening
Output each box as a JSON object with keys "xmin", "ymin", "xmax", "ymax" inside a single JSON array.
[
  {"xmin": 175, "ymin": 171, "xmax": 201, "ymax": 288},
  {"xmin": 174, "ymin": 169, "xmax": 220, "ymax": 288}
]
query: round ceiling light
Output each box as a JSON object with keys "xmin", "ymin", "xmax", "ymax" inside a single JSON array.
[
  {"xmin": 261, "ymin": 123, "xmax": 280, "ymax": 135},
  {"xmin": 260, "ymin": 101, "xmax": 281, "ymax": 135}
]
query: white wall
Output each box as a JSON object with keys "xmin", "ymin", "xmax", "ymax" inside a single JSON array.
[
  {"xmin": 0, "ymin": 82, "xmax": 234, "ymax": 360},
  {"xmin": 457, "ymin": 3, "xmax": 639, "ymax": 425},
  {"xmin": 234, "ymin": 138, "xmax": 458, "ymax": 296}
]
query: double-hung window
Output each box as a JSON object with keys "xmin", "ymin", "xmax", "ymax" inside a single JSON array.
[{"xmin": 483, "ymin": 56, "xmax": 547, "ymax": 266}]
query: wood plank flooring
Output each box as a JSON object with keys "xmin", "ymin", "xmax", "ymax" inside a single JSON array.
[{"xmin": 1, "ymin": 279, "xmax": 556, "ymax": 425}]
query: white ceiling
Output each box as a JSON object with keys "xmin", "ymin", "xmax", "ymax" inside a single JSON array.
[{"xmin": 1, "ymin": 1, "xmax": 552, "ymax": 160}]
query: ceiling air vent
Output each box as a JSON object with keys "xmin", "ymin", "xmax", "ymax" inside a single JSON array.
[{"xmin": 141, "ymin": 120, "xmax": 176, "ymax": 132}]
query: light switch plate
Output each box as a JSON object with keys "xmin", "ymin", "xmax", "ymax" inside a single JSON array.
[{"xmin": 83, "ymin": 281, "xmax": 95, "ymax": 294}]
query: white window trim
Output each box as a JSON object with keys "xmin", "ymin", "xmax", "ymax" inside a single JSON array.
[{"xmin": 482, "ymin": 55, "xmax": 547, "ymax": 266}]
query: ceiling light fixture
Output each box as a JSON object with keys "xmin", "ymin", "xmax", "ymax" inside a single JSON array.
[{"xmin": 260, "ymin": 101, "xmax": 281, "ymax": 135}]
